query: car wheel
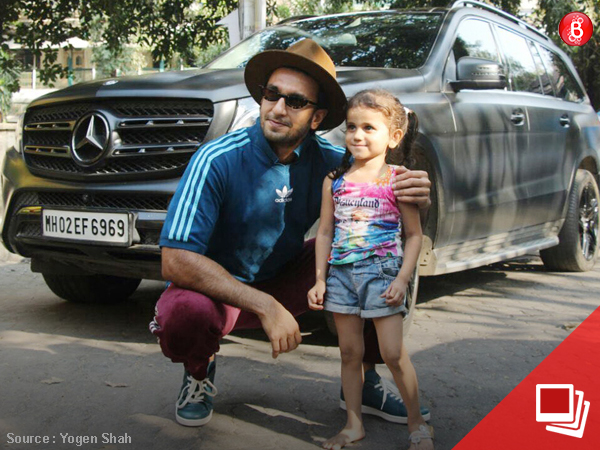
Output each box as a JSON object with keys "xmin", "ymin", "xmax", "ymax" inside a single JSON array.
[
  {"xmin": 42, "ymin": 273, "xmax": 142, "ymax": 304},
  {"xmin": 540, "ymin": 169, "xmax": 599, "ymax": 271},
  {"xmin": 324, "ymin": 267, "xmax": 419, "ymax": 337}
]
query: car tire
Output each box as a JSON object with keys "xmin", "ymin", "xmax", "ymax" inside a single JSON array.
[
  {"xmin": 540, "ymin": 169, "xmax": 599, "ymax": 272},
  {"xmin": 42, "ymin": 273, "xmax": 142, "ymax": 304},
  {"xmin": 324, "ymin": 267, "xmax": 419, "ymax": 337}
]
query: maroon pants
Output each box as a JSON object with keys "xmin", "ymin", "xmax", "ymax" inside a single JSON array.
[{"xmin": 151, "ymin": 240, "xmax": 383, "ymax": 379}]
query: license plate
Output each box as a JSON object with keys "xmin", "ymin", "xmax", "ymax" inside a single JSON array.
[{"xmin": 42, "ymin": 209, "xmax": 131, "ymax": 245}]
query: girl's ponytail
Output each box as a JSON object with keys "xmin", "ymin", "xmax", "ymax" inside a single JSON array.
[
  {"xmin": 329, "ymin": 148, "xmax": 353, "ymax": 180},
  {"xmin": 391, "ymin": 109, "xmax": 418, "ymax": 169}
]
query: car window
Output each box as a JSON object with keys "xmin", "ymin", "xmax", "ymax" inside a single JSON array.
[
  {"xmin": 537, "ymin": 46, "xmax": 585, "ymax": 103},
  {"xmin": 207, "ymin": 12, "xmax": 443, "ymax": 70},
  {"xmin": 452, "ymin": 19, "xmax": 501, "ymax": 63},
  {"xmin": 495, "ymin": 27, "xmax": 542, "ymax": 94},
  {"xmin": 528, "ymin": 41, "xmax": 554, "ymax": 96}
]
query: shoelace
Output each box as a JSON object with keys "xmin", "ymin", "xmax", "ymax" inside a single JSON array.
[
  {"xmin": 177, "ymin": 376, "xmax": 218, "ymax": 410},
  {"xmin": 374, "ymin": 377, "xmax": 402, "ymax": 409}
]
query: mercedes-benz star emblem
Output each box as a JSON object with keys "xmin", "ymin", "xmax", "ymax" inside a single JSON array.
[{"xmin": 71, "ymin": 113, "xmax": 110, "ymax": 166}]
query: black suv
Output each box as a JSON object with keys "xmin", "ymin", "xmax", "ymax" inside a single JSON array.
[{"xmin": 2, "ymin": 1, "xmax": 599, "ymax": 310}]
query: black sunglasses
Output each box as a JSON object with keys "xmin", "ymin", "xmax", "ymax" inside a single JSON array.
[{"xmin": 259, "ymin": 85, "xmax": 319, "ymax": 110}]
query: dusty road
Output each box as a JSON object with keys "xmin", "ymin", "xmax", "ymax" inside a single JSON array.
[{"xmin": 0, "ymin": 255, "xmax": 598, "ymax": 450}]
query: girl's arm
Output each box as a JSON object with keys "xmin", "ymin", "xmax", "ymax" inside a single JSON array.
[
  {"xmin": 397, "ymin": 201, "xmax": 423, "ymax": 282},
  {"xmin": 308, "ymin": 176, "xmax": 335, "ymax": 310},
  {"xmin": 382, "ymin": 201, "xmax": 423, "ymax": 305}
]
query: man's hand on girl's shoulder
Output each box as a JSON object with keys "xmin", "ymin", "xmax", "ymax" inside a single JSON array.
[{"xmin": 392, "ymin": 166, "xmax": 431, "ymax": 209}]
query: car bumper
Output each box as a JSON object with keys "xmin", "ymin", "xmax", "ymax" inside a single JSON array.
[{"xmin": 2, "ymin": 147, "xmax": 175, "ymax": 280}]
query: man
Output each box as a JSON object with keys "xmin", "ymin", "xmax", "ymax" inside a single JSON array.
[{"xmin": 151, "ymin": 39, "xmax": 432, "ymax": 426}]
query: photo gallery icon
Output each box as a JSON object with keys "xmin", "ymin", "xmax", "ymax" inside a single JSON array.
[{"xmin": 536, "ymin": 384, "xmax": 590, "ymax": 438}]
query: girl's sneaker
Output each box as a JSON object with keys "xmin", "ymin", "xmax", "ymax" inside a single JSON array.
[{"xmin": 175, "ymin": 360, "xmax": 217, "ymax": 426}]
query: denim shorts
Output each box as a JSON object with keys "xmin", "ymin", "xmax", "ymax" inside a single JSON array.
[{"xmin": 324, "ymin": 255, "xmax": 407, "ymax": 319}]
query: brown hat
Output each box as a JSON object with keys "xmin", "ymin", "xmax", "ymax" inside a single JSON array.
[{"xmin": 244, "ymin": 39, "xmax": 347, "ymax": 130}]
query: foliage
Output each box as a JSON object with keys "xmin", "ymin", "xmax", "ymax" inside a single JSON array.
[
  {"xmin": 271, "ymin": 0, "xmax": 387, "ymax": 22},
  {"xmin": 84, "ymin": 15, "xmax": 145, "ymax": 79},
  {"xmin": 0, "ymin": 0, "xmax": 237, "ymax": 95},
  {"xmin": 534, "ymin": 0, "xmax": 600, "ymax": 109},
  {"xmin": 0, "ymin": 2, "xmax": 29, "ymax": 115},
  {"xmin": 0, "ymin": 48, "xmax": 21, "ymax": 122},
  {"xmin": 91, "ymin": 44, "xmax": 148, "ymax": 79},
  {"xmin": 195, "ymin": 40, "xmax": 231, "ymax": 67},
  {"xmin": 270, "ymin": 0, "xmax": 523, "ymax": 23}
]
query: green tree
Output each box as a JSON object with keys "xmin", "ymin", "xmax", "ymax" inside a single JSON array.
[
  {"xmin": 271, "ymin": 0, "xmax": 387, "ymax": 22},
  {"xmin": 0, "ymin": 48, "xmax": 21, "ymax": 122},
  {"xmin": 84, "ymin": 15, "xmax": 148, "ymax": 78},
  {"xmin": 194, "ymin": 40, "xmax": 230, "ymax": 67},
  {"xmin": 0, "ymin": 0, "xmax": 236, "ymax": 95},
  {"xmin": 0, "ymin": 0, "xmax": 22, "ymax": 122},
  {"xmin": 534, "ymin": 0, "xmax": 600, "ymax": 109}
]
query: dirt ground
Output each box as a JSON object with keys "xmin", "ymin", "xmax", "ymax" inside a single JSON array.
[{"xmin": 1, "ymin": 254, "xmax": 598, "ymax": 450}]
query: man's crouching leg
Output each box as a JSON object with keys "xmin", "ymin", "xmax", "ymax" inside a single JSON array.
[{"xmin": 150, "ymin": 284, "xmax": 241, "ymax": 426}]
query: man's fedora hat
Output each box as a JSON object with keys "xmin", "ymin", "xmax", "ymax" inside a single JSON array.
[{"xmin": 244, "ymin": 39, "xmax": 347, "ymax": 130}]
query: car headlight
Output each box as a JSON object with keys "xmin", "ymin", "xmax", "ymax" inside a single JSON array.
[
  {"xmin": 14, "ymin": 113, "xmax": 25, "ymax": 154},
  {"xmin": 230, "ymin": 97, "xmax": 259, "ymax": 132}
]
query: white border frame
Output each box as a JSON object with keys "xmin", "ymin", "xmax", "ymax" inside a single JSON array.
[{"xmin": 536, "ymin": 384, "xmax": 574, "ymax": 423}]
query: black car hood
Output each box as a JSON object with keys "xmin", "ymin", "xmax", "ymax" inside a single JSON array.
[
  {"xmin": 28, "ymin": 67, "xmax": 424, "ymax": 108},
  {"xmin": 28, "ymin": 69, "xmax": 248, "ymax": 107}
]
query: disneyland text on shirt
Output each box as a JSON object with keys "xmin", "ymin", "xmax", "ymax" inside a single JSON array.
[{"xmin": 333, "ymin": 197, "xmax": 381, "ymax": 209}]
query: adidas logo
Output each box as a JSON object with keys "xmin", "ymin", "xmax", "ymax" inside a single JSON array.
[{"xmin": 275, "ymin": 185, "xmax": 293, "ymax": 203}]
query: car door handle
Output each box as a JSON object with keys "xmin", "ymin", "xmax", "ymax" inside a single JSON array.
[
  {"xmin": 560, "ymin": 115, "xmax": 570, "ymax": 127},
  {"xmin": 511, "ymin": 110, "xmax": 525, "ymax": 126}
]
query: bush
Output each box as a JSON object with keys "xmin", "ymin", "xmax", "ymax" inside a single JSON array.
[{"xmin": 0, "ymin": 49, "xmax": 21, "ymax": 123}]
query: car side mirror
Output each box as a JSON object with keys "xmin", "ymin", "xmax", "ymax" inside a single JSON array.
[{"xmin": 449, "ymin": 57, "xmax": 507, "ymax": 92}]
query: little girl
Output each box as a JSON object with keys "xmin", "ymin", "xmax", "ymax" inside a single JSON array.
[{"xmin": 308, "ymin": 89, "xmax": 433, "ymax": 450}]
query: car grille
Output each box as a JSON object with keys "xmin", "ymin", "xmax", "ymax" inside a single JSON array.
[
  {"xmin": 26, "ymin": 103, "xmax": 93, "ymax": 123},
  {"xmin": 112, "ymin": 101, "xmax": 213, "ymax": 117},
  {"xmin": 26, "ymin": 153, "xmax": 192, "ymax": 176},
  {"xmin": 12, "ymin": 191, "xmax": 171, "ymax": 212},
  {"xmin": 22, "ymin": 99, "xmax": 213, "ymax": 181}
]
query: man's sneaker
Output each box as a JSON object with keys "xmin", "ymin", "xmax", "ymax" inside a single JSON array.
[
  {"xmin": 340, "ymin": 369, "xmax": 431, "ymax": 424},
  {"xmin": 175, "ymin": 360, "xmax": 217, "ymax": 426}
]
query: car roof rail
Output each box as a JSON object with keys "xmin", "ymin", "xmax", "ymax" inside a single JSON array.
[
  {"xmin": 277, "ymin": 15, "xmax": 316, "ymax": 25},
  {"xmin": 451, "ymin": 0, "xmax": 550, "ymax": 41}
]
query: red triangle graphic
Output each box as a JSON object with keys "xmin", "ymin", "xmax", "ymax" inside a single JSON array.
[{"xmin": 454, "ymin": 306, "xmax": 600, "ymax": 449}]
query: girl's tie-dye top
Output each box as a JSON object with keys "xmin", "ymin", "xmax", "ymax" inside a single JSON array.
[{"xmin": 329, "ymin": 165, "xmax": 403, "ymax": 265}]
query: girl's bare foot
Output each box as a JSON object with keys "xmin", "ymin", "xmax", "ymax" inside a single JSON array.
[
  {"xmin": 407, "ymin": 424, "xmax": 434, "ymax": 450},
  {"xmin": 322, "ymin": 426, "xmax": 365, "ymax": 450}
]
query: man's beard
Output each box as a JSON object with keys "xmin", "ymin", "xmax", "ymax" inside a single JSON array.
[{"xmin": 262, "ymin": 113, "xmax": 313, "ymax": 148}]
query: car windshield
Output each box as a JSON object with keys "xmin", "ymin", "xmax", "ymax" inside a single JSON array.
[{"xmin": 206, "ymin": 11, "xmax": 443, "ymax": 70}]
